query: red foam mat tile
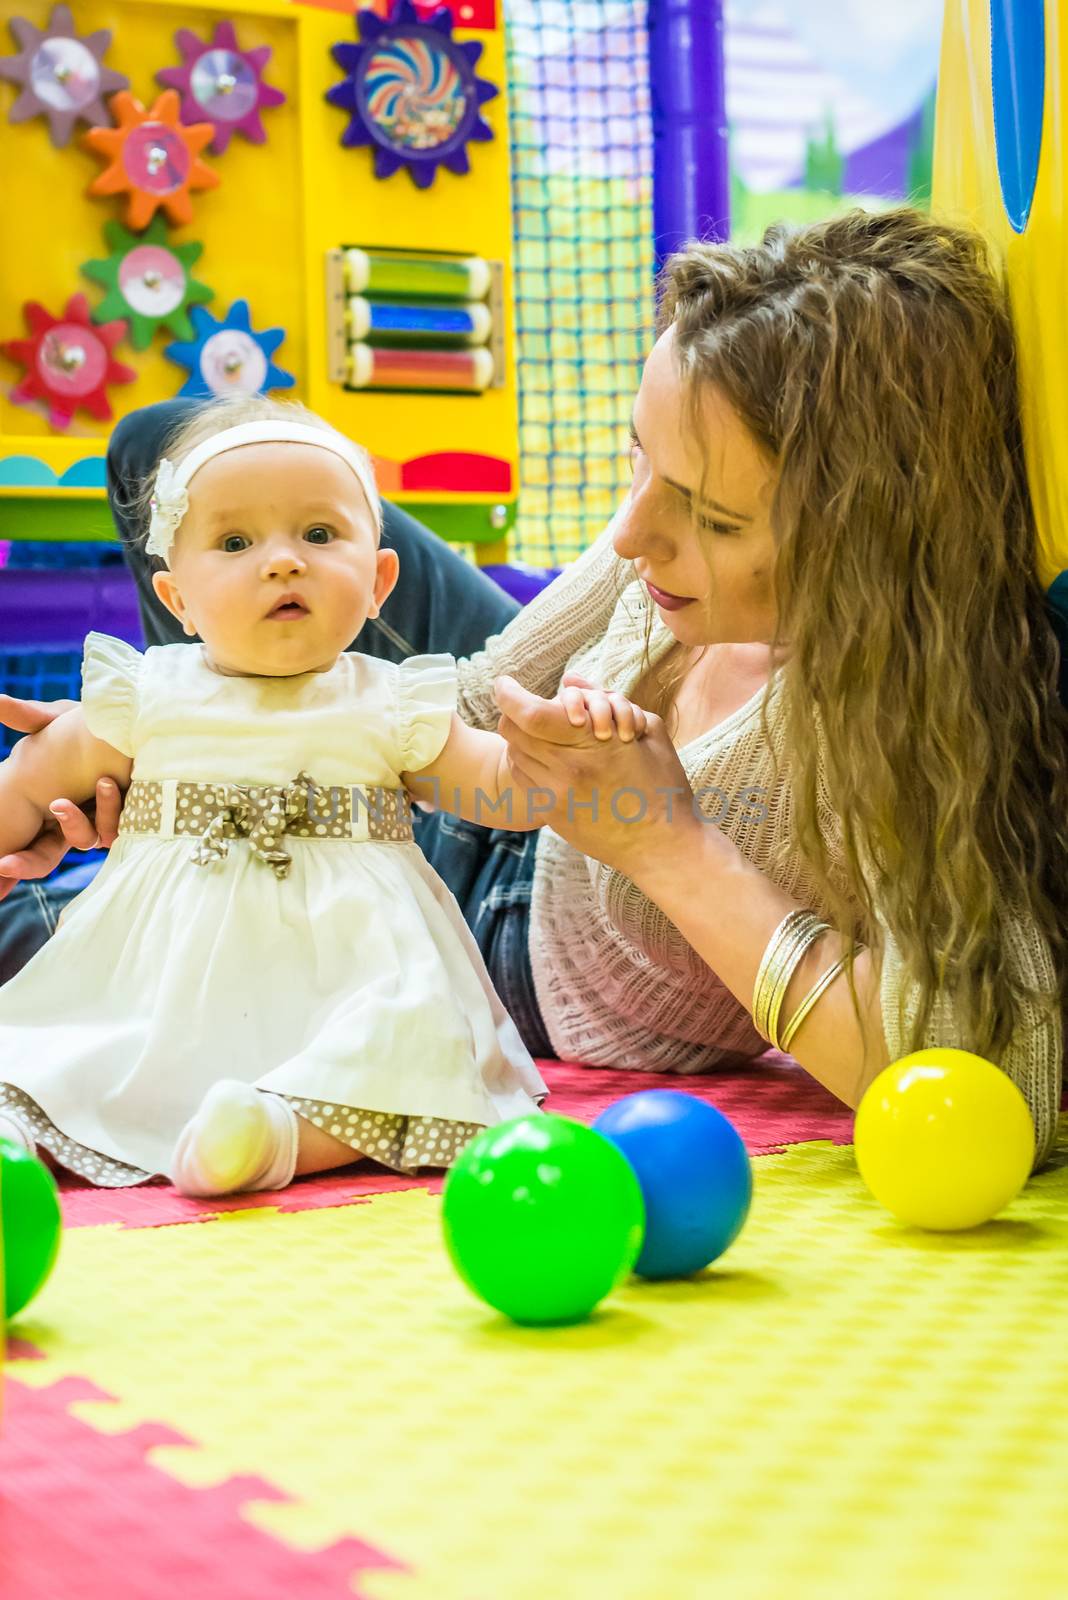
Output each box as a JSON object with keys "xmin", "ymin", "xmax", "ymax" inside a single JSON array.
[
  {"xmin": 543, "ymin": 1052, "xmax": 853, "ymax": 1150},
  {"xmin": 58, "ymin": 1165, "xmax": 438, "ymax": 1230},
  {"xmin": 0, "ymin": 1373, "xmax": 405, "ymax": 1600}
]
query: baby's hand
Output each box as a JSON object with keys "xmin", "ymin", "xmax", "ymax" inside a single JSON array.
[{"xmin": 557, "ymin": 672, "xmax": 648, "ymax": 743}]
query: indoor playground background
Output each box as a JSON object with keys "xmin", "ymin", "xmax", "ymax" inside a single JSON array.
[
  {"xmin": 0, "ymin": 0, "xmax": 945, "ymax": 762},
  {"xmin": 508, "ymin": 0, "xmax": 941, "ymax": 561},
  {"xmin": 0, "ymin": 0, "xmax": 944, "ymax": 674}
]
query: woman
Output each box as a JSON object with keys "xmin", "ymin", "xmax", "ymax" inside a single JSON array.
[{"xmin": 4, "ymin": 208, "xmax": 1067, "ymax": 1164}]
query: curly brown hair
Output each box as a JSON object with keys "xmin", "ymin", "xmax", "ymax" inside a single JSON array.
[{"xmin": 654, "ymin": 205, "xmax": 1068, "ymax": 1064}]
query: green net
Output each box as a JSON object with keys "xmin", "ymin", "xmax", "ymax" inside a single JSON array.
[{"xmin": 506, "ymin": 1, "xmax": 655, "ymax": 565}]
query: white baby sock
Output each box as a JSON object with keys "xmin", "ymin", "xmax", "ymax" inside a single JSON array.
[
  {"xmin": 0, "ymin": 1110, "xmax": 36, "ymax": 1155},
  {"xmin": 170, "ymin": 1081, "xmax": 299, "ymax": 1199}
]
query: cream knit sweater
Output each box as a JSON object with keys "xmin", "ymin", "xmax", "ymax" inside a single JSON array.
[{"xmin": 456, "ymin": 517, "xmax": 1063, "ymax": 1166}]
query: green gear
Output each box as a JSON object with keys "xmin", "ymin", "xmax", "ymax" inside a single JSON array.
[{"xmin": 81, "ymin": 218, "xmax": 214, "ymax": 351}]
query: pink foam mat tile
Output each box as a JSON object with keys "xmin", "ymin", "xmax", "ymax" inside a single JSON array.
[
  {"xmin": 58, "ymin": 1164, "xmax": 440, "ymax": 1230},
  {"xmin": 0, "ymin": 1373, "xmax": 406, "ymax": 1600},
  {"xmin": 542, "ymin": 1052, "xmax": 854, "ymax": 1150},
  {"xmin": 57, "ymin": 1053, "xmax": 853, "ymax": 1231}
]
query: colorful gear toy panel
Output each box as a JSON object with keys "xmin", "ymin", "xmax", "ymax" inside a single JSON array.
[{"xmin": 0, "ymin": 0, "xmax": 518, "ymax": 548}]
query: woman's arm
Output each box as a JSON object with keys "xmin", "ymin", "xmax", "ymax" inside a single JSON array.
[
  {"xmin": 641, "ymin": 837, "xmax": 1061, "ymax": 1165},
  {"xmin": 628, "ymin": 827, "xmax": 888, "ymax": 1104},
  {"xmin": 494, "ymin": 675, "xmax": 889, "ymax": 1106},
  {"xmin": 456, "ymin": 511, "xmax": 630, "ymax": 730},
  {"xmin": 0, "ymin": 710, "xmax": 132, "ymax": 858}
]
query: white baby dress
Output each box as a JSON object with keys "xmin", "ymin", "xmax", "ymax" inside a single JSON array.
[{"xmin": 0, "ymin": 632, "xmax": 546, "ymax": 1186}]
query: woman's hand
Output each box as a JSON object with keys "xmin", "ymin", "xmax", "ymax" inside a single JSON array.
[
  {"xmin": 0, "ymin": 695, "xmax": 124, "ymax": 902},
  {"xmin": 494, "ymin": 672, "xmax": 706, "ymax": 878},
  {"xmin": 0, "ymin": 693, "xmax": 78, "ymax": 732}
]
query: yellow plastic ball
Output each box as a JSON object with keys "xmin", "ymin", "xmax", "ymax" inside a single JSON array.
[{"xmin": 854, "ymin": 1048, "xmax": 1034, "ymax": 1231}]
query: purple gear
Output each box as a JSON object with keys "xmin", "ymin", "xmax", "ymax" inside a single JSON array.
[
  {"xmin": 327, "ymin": 0, "xmax": 498, "ymax": 189},
  {"xmin": 0, "ymin": 3, "xmax": 128, "ymax": 147},
  {"xmin": 157, "ymin": 19, "xmax": 286, "ymax": 154}
]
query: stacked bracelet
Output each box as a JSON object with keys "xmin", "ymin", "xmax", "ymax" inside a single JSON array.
[
  {"xmin": 779, "ymin": 954, "xmax": 850, "ymax": 1053},
  {"xmin": 752, "ymin": 910, "xmax": 808, "ymax": 1043},
  {"xmin": 752, "ymin": 910, "xmax": 830, "ymax": 1050}
]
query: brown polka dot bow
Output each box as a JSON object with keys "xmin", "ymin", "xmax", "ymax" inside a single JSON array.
[{"xmin": 190, "ymin": 770, "xmax": 329, "ymax": 880}]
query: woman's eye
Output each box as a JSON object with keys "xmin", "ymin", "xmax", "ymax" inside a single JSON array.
[
  {"xmin": 221, "ymin": 535, "xmax": 248, "ymax": 553},
  {"xmin": 305, "ymin": 526, "xmax": 333, "ymax": 544},
  {"xmin": 699, "ymin": 517, "xmax": 742, "ymax": 536}
]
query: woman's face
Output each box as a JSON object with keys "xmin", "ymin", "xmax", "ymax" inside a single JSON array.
[{"xmin": 614, "ymin": 327, "xmax": 780, "ymax": 648}]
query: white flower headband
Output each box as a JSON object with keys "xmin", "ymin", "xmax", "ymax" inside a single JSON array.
[{"xmin": 146, "ymin": 421, "xmax": 382, "ymax": 565}]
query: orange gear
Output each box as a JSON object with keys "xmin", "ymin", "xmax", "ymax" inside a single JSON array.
[{"xmin": 82, "ymin": 89, "xmax": 219, "ymax": 230}]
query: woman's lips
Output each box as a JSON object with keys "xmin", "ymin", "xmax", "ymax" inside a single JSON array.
[{"xmin": 644, "ymin": 580, "xmax": 694, "ymax": 612}]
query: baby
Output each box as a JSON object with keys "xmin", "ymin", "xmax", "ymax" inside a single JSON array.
[{"xmin": 0, "ymin": 395, "xmax": 643, "ymax": 1197}]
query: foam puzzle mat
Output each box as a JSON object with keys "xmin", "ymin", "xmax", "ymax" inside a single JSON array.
[{"xmin": 4, "ymin": 1056, "xmax": 1068, "ymax": 1600}]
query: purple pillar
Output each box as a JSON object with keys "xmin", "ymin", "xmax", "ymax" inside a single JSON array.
[{"xmin": 648, "ymin": 0, "xmax": 730, "ymax": 267}]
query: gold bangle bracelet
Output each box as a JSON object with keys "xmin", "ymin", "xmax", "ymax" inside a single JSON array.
[
  {"xmin": 754, "ymin": 917, "xmax": 826, "ymax": 1046},
  {"xmin": 752, "ymin": 911, "xmax": 812, "ymax": 1040},
  {"xmin": 753, "ymin": 912, "xmax": 828, "ymax": 1047},
  {"xmin": 779, "ymin": 954, "xmax": 851, "ymax": 1054},
  {"xmin": 762, "ymin": 921, "xmax": 830, "ymax": 1050}
]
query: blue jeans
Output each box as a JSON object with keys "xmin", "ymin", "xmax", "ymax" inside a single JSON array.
[
  {"xmin": 0, "ymin": 400, "xmax": 554, "ymax": 1057},
  {"xmin": 0, "ymin": 876, "xmax": 86, "ymax": 987},
  {"xmin": 416, "ymin": 818, "xmax": 552, "ymax": 1057}
]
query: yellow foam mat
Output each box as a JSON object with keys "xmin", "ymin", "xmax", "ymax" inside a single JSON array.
[{"xmin": 12, "ymin": 1132, "xmax": 1068, "ymax": 1599}]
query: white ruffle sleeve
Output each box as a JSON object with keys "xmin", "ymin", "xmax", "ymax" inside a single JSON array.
[
  {"xmin": 80, "ymin": 631, "xmax": 143, "ymax": 758},
  {"xmin": 397, "ymin": 653, "xmax": 459, "ymax": 773}
]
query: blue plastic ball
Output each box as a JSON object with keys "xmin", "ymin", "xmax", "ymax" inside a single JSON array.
[{"xmin": 593, "ymin": 1090, "xmax": 752, "ymax": 1279}]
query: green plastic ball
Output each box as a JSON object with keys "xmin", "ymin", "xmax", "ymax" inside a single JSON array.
[
  {"xmin": 441, "ymin": 1114, "xmax": 645, "ymax": 1325},
  {"xmin": 0, "ymin": 1138, "xmax": 61, "ymax": 1319}
]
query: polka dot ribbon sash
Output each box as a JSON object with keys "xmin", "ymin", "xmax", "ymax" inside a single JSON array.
[{"xmin": 119, "ymin": 772, "xmax": 414, "ymax": 880}]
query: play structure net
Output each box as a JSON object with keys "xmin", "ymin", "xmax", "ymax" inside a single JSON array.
[{"xmin": 505, "ymin": 0, "xmax": 656, "ymax": 566}]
